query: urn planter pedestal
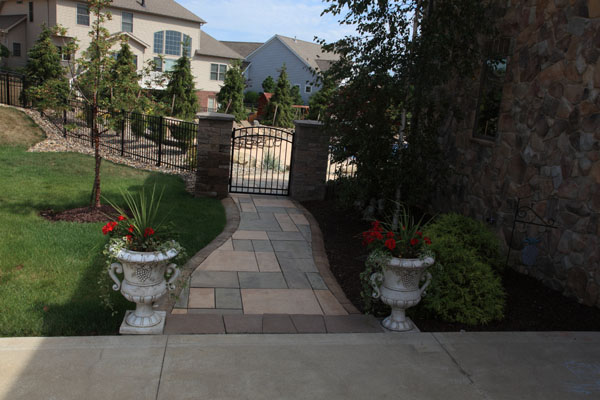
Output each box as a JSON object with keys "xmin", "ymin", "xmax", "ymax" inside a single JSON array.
[
  {"xmin": 371, "ymin": 256, "xmax": 434, "ymax": 331},
  {"xmin": 109, "ymin": 247, "xmax": 180, "ymax": 335}
]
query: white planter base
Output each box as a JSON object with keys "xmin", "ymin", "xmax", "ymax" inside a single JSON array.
[
  {"xmin": 120, "ymin": 311, "xmax": 166, "ymax": 335},
  {"xmin": 381, "ymin": 317, "xmax": 420, "ymax": 333}
]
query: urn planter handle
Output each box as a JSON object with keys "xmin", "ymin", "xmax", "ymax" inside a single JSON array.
[
  {"xmin": 166, "ymin": 263, "xmax": 180, "ymax": 291},
  {"xmin": 419, "ymin": 272, "xmax": 432, "ymax": 296},
  {"xmin": 109, "ymin": 262, "xmax": 123, "ymax": 291},
  {"xmin": 370, "ymin": 272, "xmax": 383, "ymax": 299}
]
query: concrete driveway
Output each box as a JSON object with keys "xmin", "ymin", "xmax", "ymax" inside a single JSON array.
[{"xmin": 1, "ymin": 332, "xmax": 599, "ymax": 399}]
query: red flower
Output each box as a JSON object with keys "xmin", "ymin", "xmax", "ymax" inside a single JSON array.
[
  {"xmin": 144, "ymin": 227, "xmax": 155, "ymax": 237},
  {"xmin": 371, "ymin": 221, "xmax": 383, "ymax": 232},
  {"xmin": 386, "ymin": 231, "xmax": 394, "ymax": 239},
  {"xmin": 410, "ymin": 238, "xmax": 419, "ymax": 246},
  {"xmin": 416, "ymin": 231, "xmax": 423, "ymax": 237},
  {"xmin": 102, "ymin": 221, "xmax": 117, "ymax": 235},
  {"xmin": 125, "ymin": 235, "xmax": 132, "ymax": 241},
  {"xmin": 384, "ymin": 238, "xmax": 396, "ymax": 250},
  {"xmin": 373, "ymin": 231, "xmax": 383, "ymax": 240},
  {"xmin": 128, "ymin": 225, "xmax": 134, "ymax": 233},
  {"xmin": 118, "ymin": 215, "xmax": 126, "ymax": 221},
  {"xmin": 424, "ymin": 237, "xmax": 432, "ymax": 245}
]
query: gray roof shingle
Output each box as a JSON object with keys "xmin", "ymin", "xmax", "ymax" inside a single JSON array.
[
  {"xmin": 276, "ymin": 35, "xmax": 339, "ymax": 72},
  {"xmin": 196, "ymin": 31, "xmax": 243, "ymax": 59},
  {"xmin": 87, "ymin": 0, "xmax": 205, "ymax": 24},
  {"xmin": 0, "ymin": 14, "xmax": 26, "ymax": 32},
  {"xmin": 220, "ymin": 41, "xmax": 263, "ymax": 58}
]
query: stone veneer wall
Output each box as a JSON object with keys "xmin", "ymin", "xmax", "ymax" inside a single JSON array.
[{"xmin": 435, "ymin": 0, "xmax": 600, "ymax": 305}]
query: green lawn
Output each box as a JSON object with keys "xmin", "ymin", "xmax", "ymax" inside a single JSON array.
[{"xmin": 0, "ymin": 107, "xmax": 225, "ymax": 337}]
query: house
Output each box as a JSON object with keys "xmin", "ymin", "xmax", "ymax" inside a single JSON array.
[
  {"xmin": 0, "ymin": 0, "xmax": 243, "ymax": 112},
  {"xmin": 435, "ymin": 1, "xmax": 600, "ymax": 307},
  {"xmin": 224, "ymin": 34, "xmax": 338, "ymax": 105}
]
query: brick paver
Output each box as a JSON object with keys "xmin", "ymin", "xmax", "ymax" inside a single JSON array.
[{"xmin": 165, "ymin": 194, "xmax": 383, "ymax": 335}]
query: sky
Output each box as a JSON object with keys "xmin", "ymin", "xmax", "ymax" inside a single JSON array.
[{"xmin": 178, "ymin": 0, "xmax": 355, "ymax": 44}]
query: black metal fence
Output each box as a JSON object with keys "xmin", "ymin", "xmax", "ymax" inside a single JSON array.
[
  {"xmin": 0, "ymin": 70, "xmax": 27, "ymax": 107},
  {"xmin": 44, "ymin": 102, "xmax": 198, "ymax": 172},
  {"xmin": 0, "ymin": 70, "xmax": 198, "ymax": 172}
]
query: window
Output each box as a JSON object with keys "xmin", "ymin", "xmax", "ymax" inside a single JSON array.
[
  {"xmin": 165, "ymin": 30, "xmax": 181, "ymax": 56},
  {"xmin": 122, "ymin": 12, "xmax": 133, "ymax": 33},
  {"xmin": 153, "ymin": 57, "xmax": 162, "ymax": 72},
  {"xmin": 305, "ymin": 85, "xmax": 312, "ymax": 93},
  {"xmin": 133, "ymin": 55, "xmax": 138, "ymax": 69},
  {"xmin": 473, "ymin": 38, "xmax": 511, "ymax": 140},
  {"xmin": 183, "ymin": 34, "xmax": 192, "ymax": 57},
  {"xmin": 210, "ymin": 63, "xmax": 227, "ymax": 81},
  {"xmin": 12, "ymin": 43, "xmax": 21, "ymax": 57},
  {"xmin": 57, "ymin": 46, "xmax": 71, "ymax": 61},
  {"xmin": 208, "ymin": 97, "xmax": 216, "ymax": 112},
  {"xmin": 28, "ymin": 2, "xmax": 33, "ymax": 22},
  {"xmin": 164, "ymin": 59, "xmax": 177, "ymax": 72},
  {"xmin": 153, "ymin": 31, "xmax": 164, "ymax": 54},
  {"xmin": 77, "ymin": 3, "xmax": 89, "ymax": 26}
]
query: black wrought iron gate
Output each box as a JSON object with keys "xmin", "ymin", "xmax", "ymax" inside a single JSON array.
[{"xmin": 229, "ymin": 126, "xmax": 294, "ymax": 195}]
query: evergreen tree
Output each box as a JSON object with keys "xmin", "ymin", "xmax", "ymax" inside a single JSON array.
[
  {"xmin": 308, "ymin": 73, "xmax": 336, "ymax": 120},
  {"xmin": 0, "ymin": 44, "xmax": 9, "ymax": 60},
  {"xmin": 261, "ymin": 75, "xmax": 275, "ymax": 93},
  {"xmin": 23, "ymin": 24, "xmax": 69, "ymax": 110},
  {"xmin": 290, "ymin": 85, "xmax": 303, "ymax": 105},
  {"xmin": 107, "ymin": 42, "xmax": 144, "ymax": 113},
  {"xmin": 263, "ymin": 65, "xmax": 294, "ymax": 128},
  {"xmin": 164, "ymin": 52, "xmax": 197, "ymax": 120},
  {"xmin": 217, "ymin": 59, "xmax": 245, "ymax": 121}
]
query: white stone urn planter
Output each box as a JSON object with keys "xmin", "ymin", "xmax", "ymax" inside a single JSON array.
[
  {"xmin": 371, "ymin": 256, "xmax": 435, "ymax": 331},
  {"xmin": 109, "ymin": 247, "xmax": 180, "ymax": 334}
]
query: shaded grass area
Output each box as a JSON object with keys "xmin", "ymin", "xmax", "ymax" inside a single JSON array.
[{"xmin": 0, "ymin": 108, "xmax": 225, "ymax": 336}]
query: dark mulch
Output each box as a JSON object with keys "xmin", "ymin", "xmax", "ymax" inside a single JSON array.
[
  {"xmin": 303, "ymin": 199, "xmax": 600, "ymax": 332},
  {"xmin": 40, "ymin": 205, "xmax": 121, "ymax": 223}
]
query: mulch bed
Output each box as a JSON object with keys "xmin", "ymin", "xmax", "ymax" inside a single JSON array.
[
  {"xmin": 40, "ymin": 205, "xmax": 121, "ymax": 223},
  {"xmin": 303, "ymin": 200, "xmax": 600, "ymax": 332}
]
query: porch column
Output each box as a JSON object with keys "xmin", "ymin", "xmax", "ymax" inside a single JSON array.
[
  {"xmin": 194, "ymin": 112, "xmax": 235, "ymax": 199},
  {"xmin": 289, "ymin": 120, "xmax": 328, "ymax": 202}
]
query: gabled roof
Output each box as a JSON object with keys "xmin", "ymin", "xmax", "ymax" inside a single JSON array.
[
  {"xmin": 0, "ymin": 14, "xmax": 26, "ymax": 33},
  {"xmin": 247, "ymin": 35, "xmax": 339, "ymax": 72},
  {"xmin": 221, "ymin": 41, "xmax": 263, "ymax": 58},
  {"xmin": 111, "ymin": 31, "xmax": 150, "ymax": 48},
  {"xmin": 196, "ymin": 31, "xmax": 243, "ymax": 59},
  {"xmin": 76, "ymin": 0, "xmax": 204, "ymax": 24}
]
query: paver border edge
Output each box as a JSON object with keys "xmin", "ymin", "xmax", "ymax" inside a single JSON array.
[
  {"xmin": 295, "ymin": 202, "xmax": 361, "ymax": 314},
  {"xmin": 157, "ymin": 196, "xmax": 240, "ymax": 313}
]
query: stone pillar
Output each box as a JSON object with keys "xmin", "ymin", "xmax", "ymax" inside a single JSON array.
[
  {"xmin": 289, "ymin": 120, "xmax": 328, "ymax": 202},
  {"xmin": 195, "ymin": 112, "xmax": 235, "ymax": 199}
]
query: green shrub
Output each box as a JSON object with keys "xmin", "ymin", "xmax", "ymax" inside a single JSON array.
[
  {"xmin": 417, "ymin": 214, "xmax": 506, "ymax": 325},
  {"xmin": 147, "ymin": 116, "xmax": 167, "ymax": 144},
  {"xmin": 169, "ymin": 121, "xmax": 196, "ymax": 150},
  {"xmin": 425, "ymin": 213, "xmax": 504, "ymax": 272},
  {"xmin": 130, "ymin": 114, "xmax": 147, "ymax": 137},
  {"xmin": 244, "ymin": 90, "xmax": 259, "ymax": 105}
]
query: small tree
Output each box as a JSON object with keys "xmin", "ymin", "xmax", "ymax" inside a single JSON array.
[
  {"xmin": 0, "ymin": 44, "xmax": 9, "ymax": 60},
  {"xmin": 23, "ymin": 24, "xmax": 69, "ymax": 110},
  {"xmin": 261, "ymin": 75, "xmax": 275, "ymax": 93},
  {"xmin": 164, "ymin": 50, "xmax": 197, "ymax": 120},
  {"xmin": 263, "ymin": 65, "xmax": 294, "ymax": 128},
  {"xmin": 217, "ymin": 59, "xmax": 245, "ymax": 121},
  {"xmin": 290, "ymin": 85, "xmax": 303, "ymax": 105}
]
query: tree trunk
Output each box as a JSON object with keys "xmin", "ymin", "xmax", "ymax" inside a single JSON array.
[{"xmin": 91, "ymin": 103, "xmax": 102, "ymax": 209}]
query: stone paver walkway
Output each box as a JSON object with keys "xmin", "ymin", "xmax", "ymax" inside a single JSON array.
[{"xmin": 165, "ymin": 194, "xmax": 382, "ymax": 334}]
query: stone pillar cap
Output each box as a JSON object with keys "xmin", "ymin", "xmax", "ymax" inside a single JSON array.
[
  {"xmin": 294, "ymin": 119, "xmax": 324, "ymax": 127},
  {"xmin": 196, "ymin": 112, "xmax": 236, "ymax": 121}
]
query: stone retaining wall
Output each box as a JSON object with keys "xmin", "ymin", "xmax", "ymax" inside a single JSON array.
[{"xmin": 435, "ymin": 0, "xmax": 600, "ymax": 305}]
